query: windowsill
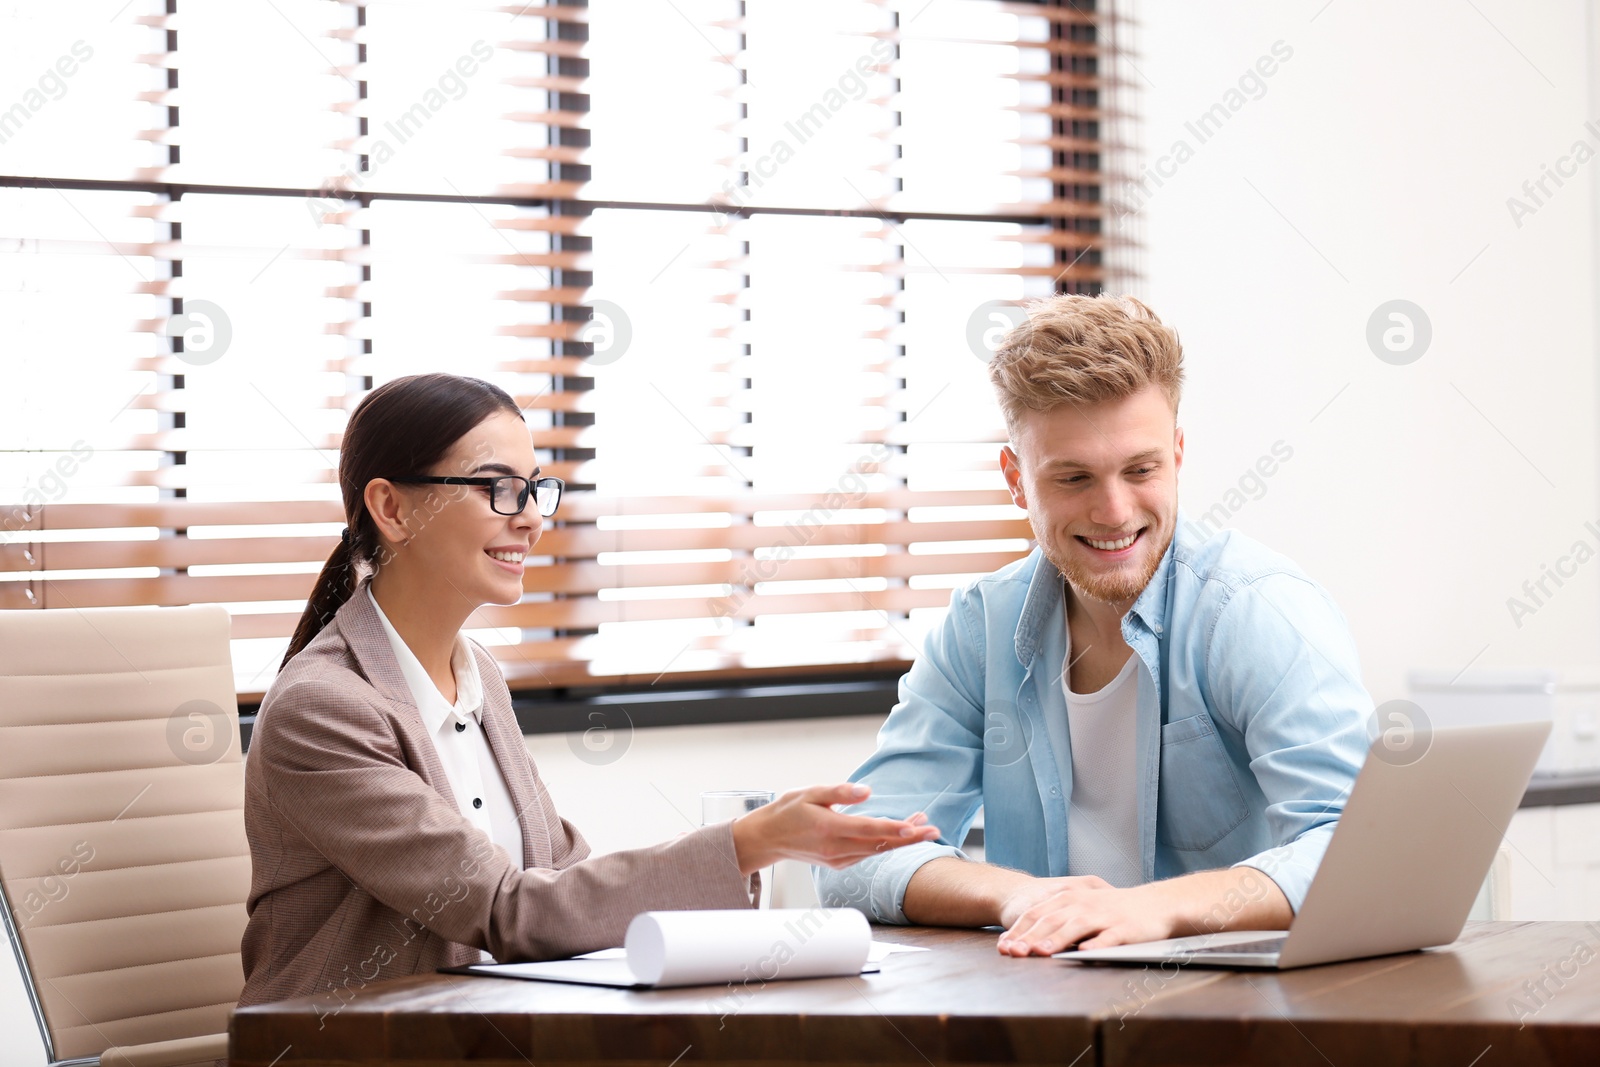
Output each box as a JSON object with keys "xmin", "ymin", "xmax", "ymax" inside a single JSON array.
[{"xmin": 237, "ymin": 668, "xmax": 906, "ymax": 750}]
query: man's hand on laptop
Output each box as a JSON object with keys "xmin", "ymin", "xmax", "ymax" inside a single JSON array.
[{"xmin": 994, "ymin": 867, "xmax": 1293, "ymax": 956}]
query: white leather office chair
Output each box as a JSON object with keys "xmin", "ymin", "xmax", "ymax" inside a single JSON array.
[{"xmin": 0, "ymin": 604, "xmax": 248, "ymax": 1067}]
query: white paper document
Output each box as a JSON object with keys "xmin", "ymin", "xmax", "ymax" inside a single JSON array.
[
  {"xmin": 448, "ymin": 908, "xmax": 893, "ymax": 989},
  {"xmin": 866, "ymin": 940, "xmax": 927, "ymax": 963}
]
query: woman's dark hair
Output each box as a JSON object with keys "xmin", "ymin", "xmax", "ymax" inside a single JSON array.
[{"xmin": 281, "ymin": 373, "xmax": 523, "ymax": 668}]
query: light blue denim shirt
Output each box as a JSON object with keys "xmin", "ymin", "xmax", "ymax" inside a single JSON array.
[{"xmin": 815, "ymin": 514, "xmax": 1373, "ymax": 923}]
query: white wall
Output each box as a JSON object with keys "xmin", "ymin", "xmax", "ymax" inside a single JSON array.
[{"xmin": 1136, "ymin": 0, "xmax": 1600, "ymax": 708}]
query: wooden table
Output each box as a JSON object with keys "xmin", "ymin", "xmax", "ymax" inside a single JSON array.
[
  {"xmin": 231, "ymin": 922, "xmax": 1600, "ymax": 1067},
  {"xmin": 1104, "ymin": 920, "xmax": 1600, "ymax": 1066}
]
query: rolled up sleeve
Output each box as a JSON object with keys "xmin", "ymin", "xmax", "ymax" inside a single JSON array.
[
  {"xmin": 814, "ymin": 588, "xmax": 988, "ymax": 923},
  {"xmin": 1204, "ymin": 573, "xmax": 1372, "ymax": 911}
]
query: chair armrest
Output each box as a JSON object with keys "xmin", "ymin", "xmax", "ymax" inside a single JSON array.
[{"xmin": 100, "ymin": 1031, "xmax": 228, "ymax": 1067}]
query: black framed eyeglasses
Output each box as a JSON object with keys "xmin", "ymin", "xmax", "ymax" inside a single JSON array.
[{"xmin": 386, "ymin": 475, "xmax": 564, "ymax": 517}]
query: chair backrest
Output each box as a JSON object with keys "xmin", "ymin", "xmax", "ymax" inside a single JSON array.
[{"xmin": 0, "ymin": 604, "xmax": 248, "ymax": 1064}]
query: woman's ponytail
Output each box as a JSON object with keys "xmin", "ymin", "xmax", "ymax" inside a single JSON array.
[{"xmin": 282, "ymin": 525, "xmax": 370, "ymax": 668}]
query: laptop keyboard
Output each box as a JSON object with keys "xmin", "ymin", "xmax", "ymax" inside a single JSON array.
[{"xmin": 1184, "ymin": 936, "xmax": 1287, "ymax": 955}]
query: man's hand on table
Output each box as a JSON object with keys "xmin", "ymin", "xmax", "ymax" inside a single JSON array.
[
  {"xmin": 996, "ymin": 866, "xmax": 1292, "ymax": 956},
  {"xmin": 997, "ymin": 877, "xmax": 1187, "ymax": 954},
  {"xmin": 903, "ymin": 857, "xmax": 1292, "ymax": 955}
]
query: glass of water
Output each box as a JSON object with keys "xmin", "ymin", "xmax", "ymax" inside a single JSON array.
[
  {"xmin": 700, "ymin": 789, "xmax": 775, "ymax": 825},
  {"xmin": 701, "ymin": 790, "xmax": 775, "ymax": 907}
]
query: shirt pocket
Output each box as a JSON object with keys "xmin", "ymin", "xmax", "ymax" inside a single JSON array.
[{"xmin": 1156, "ymin": 714, "xmax": 1251, "ymax": 852}]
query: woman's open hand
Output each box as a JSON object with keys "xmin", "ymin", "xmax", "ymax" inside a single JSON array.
[{"xmin": 729, "ymin": 783, "xmax": 941, "ymax": 874}]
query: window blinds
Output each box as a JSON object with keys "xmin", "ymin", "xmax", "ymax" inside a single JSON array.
[{"xmin": 0, "ymin": 0, "xmax": 1124, "ymax": 698}]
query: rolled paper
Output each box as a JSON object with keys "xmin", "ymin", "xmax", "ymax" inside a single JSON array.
[{"xmin": 623, "ymin": 907, "xmax": 871, "ymax": 987}]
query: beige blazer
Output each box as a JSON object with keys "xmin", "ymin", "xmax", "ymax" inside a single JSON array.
[{"xmin": 238, "ymin": 581, "xmax": 753, "ymax": 1009}]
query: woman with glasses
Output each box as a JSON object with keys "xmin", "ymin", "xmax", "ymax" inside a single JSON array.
[{"xmin": 238, "ymin": 372, "xmax": 937, "ymax": 1010}]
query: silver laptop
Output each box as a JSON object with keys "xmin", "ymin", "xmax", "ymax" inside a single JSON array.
[{"xmin": 1060, "ymin": 720, "xmax": 1551, "ymax": 970}]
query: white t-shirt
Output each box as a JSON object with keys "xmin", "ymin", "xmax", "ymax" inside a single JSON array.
[
  {"xmin": 367, "ymin": 588, "xmax": 525, "ymax": 875},
  {"xmin": 1056, "ymin": 629, "xmax": 1144, "ymax": 889}
]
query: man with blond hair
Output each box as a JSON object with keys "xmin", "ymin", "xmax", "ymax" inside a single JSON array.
[{"xmin": 815, "ymin": 294, "xmax": 1371, "ymax": 954}]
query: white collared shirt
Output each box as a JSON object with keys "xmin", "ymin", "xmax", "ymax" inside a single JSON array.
[{"xmin": 367, "ymin": 588, "xmax": 525, "ymax": 875}]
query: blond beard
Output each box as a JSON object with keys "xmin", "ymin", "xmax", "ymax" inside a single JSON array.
[{"xmin": 1037, "ymin": 521, "xmax": 1172, "ymax": 606}]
